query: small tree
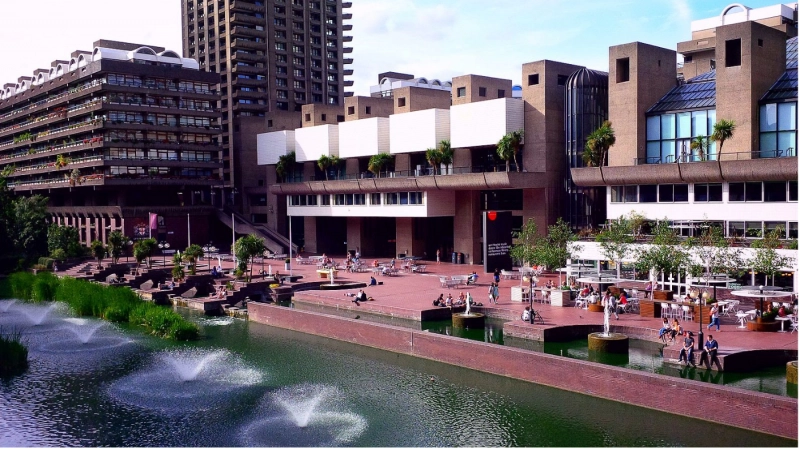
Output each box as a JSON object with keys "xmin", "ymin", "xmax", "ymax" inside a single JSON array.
[
  {"xmin": 47, "ymin": 224, "xmax": 82, "ymax": 258},
  {"xmin": 510, "ymin": 219, "xmax": 545, "ymax": 267},
  {"xmin": 107, "ymin": 231, "xmax": 128, "ymax": 264},
  {"xmin": 368, "ymin": 153, "xmax": 394, "ymax": 178},
  {"xmin": 438, "ymin": 139, "xmax": 453, "ymax": 174},
  {"xmin": 751, "ymin": 226, "xmax": 791, "ymax": 286},
  {"xmin": 583, "ymin": 121, "xmax": 616, "ymax": 167},
  {"xmin": 496, "ymin": 130, "xmax": 523, "ymax": 173},
  {"xmin": 635, "ymin": 220, "xmax": 689, "ymax": 289},
  {"xmin": 596, "ymin": 215, "xmax": 634, "ymax": 280},
  {"xmin": 233, "ymin": 234, "xmax": 266, "ymax": 281},
  {"xmin": 183, "ymin": 244, "xmax": 205, "ymax": 276},
  {"xmin": 425, "ymin": 148, "xmax": 442, "ymax": 175},
  {"xmin": 711, "ymin": 119, "xmax": 736, "ymax": 155},
  {"xmin": 133, "ymin": 238, "xmax": 157, "ymax": 269},
  {"xmin": 172, "ymin": 252, "xmax": 185, "ymax": 281},
  {"xmin": 690, "ymin": 136, "xmax": 708, "ymax": 161},
  {"xmin": 275, "ymin": 151, "xmax": 296, "ymax": 182},
  {"xmin": 683, "ymin": 226, "xmax": 744, "ymax": 286},
  {"xmin": 510, "ymin": 217, "xmax": 580, "ymax": 283},
  {"xmin": 90, "ymin": 240, "xmax": 106, "ymax": 267}
]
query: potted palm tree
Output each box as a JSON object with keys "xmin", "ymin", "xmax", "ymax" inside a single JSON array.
[
  {"xmin": 584, "ymin": 121, "xmax": 616, "ymax": 167},
  {"xmin": 368, "ymin": 153, "xmax": 394, "ymax": 178},
  {"xmin": 425, "ymin": 148, "xmax": 442, "ymax": 175},
  {"xmin": 275, "ymin": 151, "xmax": 296, "ymax": 183},
  {"xmin": 711, "ymin": 119, "xmax": 735, "ymax": 157},
  {"xmin": 438, "ymin": 139, "xmax": 453, "ymax": 174},
  {"xmin": 496, "ymin": 130, "xmax": 524, "ymax": 172},
  {"xmin": 690, "ymin": 136, "xmax": 708, "ymax": 162}
]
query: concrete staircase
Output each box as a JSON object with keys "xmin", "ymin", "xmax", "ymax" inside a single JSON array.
[{"xmin": 214, "ymin": 208, "xmax": 296, "ymax": 255}]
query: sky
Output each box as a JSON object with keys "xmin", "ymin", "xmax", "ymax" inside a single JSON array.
[{"xmin": 0, "ymin": 0, "xmax": 788, "ymax": 96}]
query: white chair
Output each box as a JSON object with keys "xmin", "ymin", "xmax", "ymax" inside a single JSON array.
[
  {"xmin": 682, "ymin": 305, "xmax": 694, "ymax": 322},
  {"xmin": 735, "ymin": 311, "xmax": 749, "ymax": 328},
  {"xmin": 660, "ymin": 302, "xmax": 672, "ymax": 320},
  {"xmin": 670, "ymin": 304, "xmax": 681, "ymax": 322},
  {"xmin": 439, "ymin": 276, "xmax": 448, "ymax": 288},
  {"xmin": 791, "ymin": 315, "xmax": 798, "ymax": 334},
  {"xmin": 726, "ymin": 300, "xmax": 740, "ymax": 316}
]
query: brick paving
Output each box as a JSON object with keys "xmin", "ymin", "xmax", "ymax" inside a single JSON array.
[{"xmin": 61, "ymin": 254, "xmax": 797, "ymax": 352}]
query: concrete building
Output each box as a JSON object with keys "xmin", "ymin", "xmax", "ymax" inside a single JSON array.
[
  {"xmin": 0, "ymin": 40, "xmax": 223, "ymax": 248},
  {"xmin": 571, "ymin": 3, "xmax": 798, "ymax": 243},
  {"xmin": 181, "ymin": 0, "xmax": 353, "ymax": 240}
]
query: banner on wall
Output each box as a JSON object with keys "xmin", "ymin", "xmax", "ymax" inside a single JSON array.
[{"xmin": 482, "ymin": 210, "xmax": 513, "ymax": 274}]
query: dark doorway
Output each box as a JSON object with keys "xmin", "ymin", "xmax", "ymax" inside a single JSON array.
[
  {"xmin": 315, "ymin": 217, "xmax": 347, "ymax": 255},
  {"xmin": 416, "ymin": 216, "xmax": 454, "ymax": 262},
  {"xmin": 361, "ymin": 217, "xmax": 396, "ymax": 257}
]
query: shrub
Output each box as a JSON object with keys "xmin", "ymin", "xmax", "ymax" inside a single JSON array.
[
  {"xmin": 0, "ymin": 328, "xmax": 28, "ymax": 376},
  {"xmin": 50, "ymin": 249, "xmax": 67, "ymax": 263},
  {"xmin": 169, "ymin": 321, "xmax": 200, "ymax": 341},
  {"xmin": 37, "ymin": 257, "xmax": 55, "ymax": 270},
  {"xmin": 8, "ymin": 272, "xmax": 36, "ymax": 299}
]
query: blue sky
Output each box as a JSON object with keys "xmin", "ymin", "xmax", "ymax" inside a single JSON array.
[{"xmin": 0, "ymin": 0, "xmax": 787, "ymax": 96}]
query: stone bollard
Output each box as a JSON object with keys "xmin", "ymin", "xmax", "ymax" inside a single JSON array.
[{"xmin": 787, "ymin": 361, "xmax": 798, "ymax": 384}]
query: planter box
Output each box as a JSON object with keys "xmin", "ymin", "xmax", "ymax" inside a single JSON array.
[
  {"xmin": 550, "ymin": 289, "xmax": 575, "ymax": 307},
  {"xmin": 653, "ymin": 290, "xmax": 673, "ymax": 301},
  {"xmin": 747, "ymin": 318, "xmax": 780, "ymax": 332},
  {"xmin": 588, "ymin": 303, "xmax": 604, "ymax": 313}
]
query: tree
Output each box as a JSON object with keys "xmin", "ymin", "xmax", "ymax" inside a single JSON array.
[
  {"xmin": 275, "ymin": 151, "xmax": 296, "ymax": 182},
  {"xmin": 751, "ymin": 226, "xmax": 791, "ymax": 286},
  {"xmin": 107, "ymin": 231, "xmax": 128, "ymax": 264},
  {"xmin": 183, "ymin": 244, "xmax": 205, "ymax": 276},
  {"xmin": 438, "ymin": 139, "xmax": 453, "ymax": 174},
  {"xmin": 690, "ymin": 136, "xmax": 708, "ymax": 162},
  {"xmin": 47, "ymin": 224, "xmax": 83, "ymax": 258},
  {"xmin": 510, "ymin": 219, "xmax": 545, "ymax": 267},
  {"xmin": 12, "ymin": 195, "xmax": 49, "ymax": 259},
  {"xmin": 496, "ymin": 130, "xmax": 523, "ymax": 173},
  {"xmin": 583, "ymin": 121, "xmax": 616, "ymax": 167},
  {"xmin": 172, "ymin": 252, "xmax": 185, "ymax": 281},
  {"xmin": 683, "ymin": 226, "xmax": 744, "ymax": 285},
  {"xmin": 133, "ymin": 238, "xmax": 157, "ymax": 269},
  {"xmin": 90, "ymin": 240, "xmax": 106, "ymax": 267},
  {"xmin": 635, "ymin": 220, "xmax": 689, "ymax": 289},
  {"xmin": 234, "ymin": 234, "xmax": 266, "ymax": 281},
  {"xmin": 368, "ymin": 153, "xmax": 394, "ymax": 178},
  {"xmin": 711, "ymin": 119, "xmax": 735, "ymax": 155},
  {"xmin": 510, "ymin": 218, "xmax": 580, "ymax": 280},
  {"xmin": 317, "ymin": 154, "xmax": 341, "ymax": 180},
  {"xmin": 425, "ymin": 148, "xmax": 442, "ymax": 175},
  {"xmin": 596, "ymin": 215, "xmax": 634, "ymax": 280}
]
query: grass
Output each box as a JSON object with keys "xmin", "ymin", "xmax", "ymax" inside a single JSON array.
[
  {"xmin": 0, "ymin": 327, "xmax": 28, "ymax": 376},
  {"xmin": 0, "ymin": 272, "xmax": 199, "ymax": 341}
]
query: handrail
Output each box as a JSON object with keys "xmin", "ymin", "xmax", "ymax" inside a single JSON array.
[
  {"xmin": 632, "ymin": 149, "xmax": 796, "ymax": 165},
  {"xmin": 282, "ymin": 164, "xmax": 520, "ymax": 183}
]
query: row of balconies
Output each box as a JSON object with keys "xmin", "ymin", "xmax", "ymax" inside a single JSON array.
[
  {"xmin": 7, "ymin": 155, "xmax": 222, "ymax": 179},
  {"xmin": 257, "ymin": 98, "xmax": 524, "ymax": 165},
  {"xmin": 9, "ymin": 172, "xmax": 222, "ymax": 192}
]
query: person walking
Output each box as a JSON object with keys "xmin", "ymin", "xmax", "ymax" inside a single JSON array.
[
  {"xmin": 707, "ymin": 302, "xmax": 720, "ymax": 332},
  {"xmin": 488, "ymin": 283, "xmax": 497, "ymax": 304},
  {"xmin": 436, "ymin": 249, "xmax": 441, "ymax": 265},
  {"xmin": 698, "ymin": 334, "xmax": 721, "ymax": 370},
  {"xmin": 493, "ymin": 268, "xmax": 500, "ymax": 284},
  {"xmin": 493, "ymin": 283, "xmax": 500, "ymax": 304}
]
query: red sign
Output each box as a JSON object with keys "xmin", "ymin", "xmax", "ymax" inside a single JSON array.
[{"xmin": 487, "ymin": 211, "xmax": 497, "ymax": 221}]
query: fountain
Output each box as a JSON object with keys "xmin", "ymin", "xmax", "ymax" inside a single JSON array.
[
  {"xmin": 107, "ymin": 348, "xmax": 264, "ymax": 412},
  {"xmin": 240, "ymin": 384, "xmax": 367, "ymax": 446},
  {"xmin": 62, "ymin": 318, "xmax": 106, "ymax": 344},
  {"xmin": 587, "ymin": 299, "xmax": 629, "ymax": 354},
  {"xmin": 0, "ymin": 299, "xmax": 17, "ymax": 312},
  {"xmin": 452, "ymin": 293, "xmax": 485, "ymax": 329},
  {"xmin": 19, "ymin": 303, "xmax": 58, "ymax": 326}
]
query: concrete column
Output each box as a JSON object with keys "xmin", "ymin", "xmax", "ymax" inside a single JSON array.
[
  {"xmin": 346, "ymin": 217, "xmax": 362, "ymax": 253},
  {"xmin": 523, "ymin": 187, "xmax": 559, "ymax": 234},
  {"xmin": 345, "ymin": 158, "xmax": 360, "ymax": 178},
  {"xmin": 100, "ymin": 216, "xmax": 107, "ymax": 244},
  {"xmin": 454, "ymin": 191, "xmax": 481, "ymax": 267},
  {"xmin": 120, "ymin": 218, "xmax": 125, "ymax": 237},
  {"xmin": 84, "ymin": 217, "xmax": 92, "ymax": 246},
  {"xmin": 396, "ymin": 217, "xmax": 412, "ymax": 258},
  {"xmin": 303, "ymin": 161, "xmax": 316, "ymax": 181},
  {"xmin": 304, "ymin": 216, "xmax": 317, "ymax": 253},
  {"xmin": 394, "ymin": 153, "xmax": 410, "ymax": 174}
]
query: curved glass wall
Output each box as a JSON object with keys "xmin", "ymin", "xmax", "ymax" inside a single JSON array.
[{"xmin": 564, "ymin": 68, "xmax": 608, "ymax": 229}]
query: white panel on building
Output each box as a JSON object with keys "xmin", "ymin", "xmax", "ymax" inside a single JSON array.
[
  {"xmin": 256, "ymin": 130, "xmax": 295, "ymax": 165},
  {"xmin": 287, "ymin": 190, "xmax": 456, "ymax": 218},
  {"xmin": 338, "ymin": 117, "xmax": 390, "ymax": 158},
  {"xmin": 390, "ymin": 109, "xmax": 450, "ymax": 154},
  {"xmin": 295, "ymin": 124, "xmax": 339, "ymax": 162},
  {"xmin": 450, "ymin": 98, "xmax": 524, "ymax": 148}
]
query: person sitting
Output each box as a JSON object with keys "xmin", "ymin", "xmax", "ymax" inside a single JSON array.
[
  {"xmin": 372, "ymin": 259, "xmax": 379, "ymax": 268},
  {"xmin": 617, "ymin": 292, "xmax": 628, "ymax": 314},
  {"xmin": 457, "ymin": 291, "xmax": 466, "ymax": 304},
  {"xmin": 211, "ymin": 266, "xmax": 218, "ymax": 278},
  {"xmin": 445, "ymin": 294, "xmax": 453, "ymax": 307},
  {"xmin": 778, "ymin": 304, "xmax": 788, "ymax": 317},
  {"xmin": 569, "ymin": 279, "xmax": 578, "ymax": 290},
  {"xmin": 352, "ymin": 289, "xmax": 367, "ymax": 306},
  {"xmin": 658, "ymin": 317, "xmax": 671, "ymax": 342},
  {"xmin": 521, "ymin": 306, "xmax": 531, "ymax": 322},
  {"xmin": 669, "ymin": 319, "xmax": 682, "ymax": 343},
  {"xmin": 545, "ymin": 280, "xmax": 554, "ymax": 289},
  {"xmin": 433, "ymin": 293, "xmax": 444, "ymax": 307},
  {"xmin": 168, "ymin": 280, "xmax": 175, "ymax": 289},
  {"xmin": 580, "ymin": 287, "xmax": 590, "ymax": 298},
  {"xmin": 678, "ymin": 331, "xmax": 696, "ymax": 367},
  {"xmin": 369, "ymin": 276, "xmax": 377, "ymax": 287},
  {"xmin": 698, "ymin": 334, "xmax": 721, "ymax": 370},
  {"xmin": 467, "ymin": 272, "xmax": 479, "ymax": 285}
]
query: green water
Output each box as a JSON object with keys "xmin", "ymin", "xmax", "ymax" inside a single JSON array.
[{"xmin": 0, "ymin": 300, "xmax": 795, "ymax": 447}]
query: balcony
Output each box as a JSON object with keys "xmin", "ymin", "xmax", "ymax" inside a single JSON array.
[
  {"xmin": 342, "ymin": 35, "xmax": 352, "ymax": 42},
  {"xmin": 230, "ymin": 0, "xmax": 266, "ymax": 13},
  {"xmin": 342, "ymin": 13, "xmax": 352, "ymax": 19},
  {"xmin": 342, "ymin": 58, "xmax": 353, "ymax": 64},
  {"xmin": 343, "ymin": 69, "xmax": 353, "ymax": 76},
  {"xmin": 230, "ymin": 13, "xmax": 262, "ymax": 25},
  {"xmin": 231, "ymin": 26, "xmax": 267, "ymax": 38},
  {"xmin": 231, "ymin": 37, "xmax": 268, "ymax": 50},
  {"xmin": 450, "ymin": 98, "xmax": 524, "ymax": 148},
  {"xmin": 342, "ymin": 47, "xmax": 353, "ymax": 54},
  {"xmin": 232, "ymin": 64, "xmax": 265, "ymax": 75}
]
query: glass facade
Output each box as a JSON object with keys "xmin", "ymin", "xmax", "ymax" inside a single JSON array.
[
  {"xmin": 564, "ymin": 68, "xmax": 608, "ymax": 230},
  {"xmin": 759, "ymin": 102, "xmax": 797, "ymax": 158},
  {"xmin": 645, "ymin": 109, "xmax": 717, "ymax": 163}
]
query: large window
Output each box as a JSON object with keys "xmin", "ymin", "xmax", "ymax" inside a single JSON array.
[
  {"xmin": 759, "ymin": 102, "xmax": 797, "ymax": 158},
  {"xmin": 694, "ymin": 183, "xmax": 723, "ymax": 202},
  {"xmin": 646, "ymin": 110, "xmax": 716, "ymax": 163},
  {"xmin": 729, "ymin": 182, "xmax": 764, "ymax": 202}
]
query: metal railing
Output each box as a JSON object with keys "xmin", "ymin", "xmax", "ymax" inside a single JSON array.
[
  {"xmin": 633, "ymin": 148, "xmax": 796, "ymax": 165},
  {"xmin": 281, "ymin": 164, "xmax": 522, "ymax": 183}
]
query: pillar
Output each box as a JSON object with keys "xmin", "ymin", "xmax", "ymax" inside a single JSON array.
[
  {"xmin": 396, "ymin": 217, "xmax": 412, "ymax": 258},
  {"xmin": 304, "ymin": 216, "xmax": 317, "ymax": 253},
  {"xmin": 346, "ymin": 217, "xmax": 362, "ymax": 253},
  {"xmin": 84, "ymin": 217, "xmax": 92, "ymax": 246},
  {"xmin": 454, "ymin": 190, "xmax": 481, "ymax": 267},
  {"xmin": 100, "ymin": 216, "xmax": 107, "ymax": 244}
]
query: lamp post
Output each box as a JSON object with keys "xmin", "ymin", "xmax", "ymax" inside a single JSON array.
[
  {"xmin": 158, "ymin": 241, "xmax": 170, "ymax": 266},
  {"xmin": 759, "ymin": 285, "xmax": 765, "ymax": 316},
  {"xmin": 126, "ymin": 240, "xmax": 133, "ymax": 264},
  {"xmin": 202, "ymin": 242, "xmax": 216, "ymax": 272}
]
